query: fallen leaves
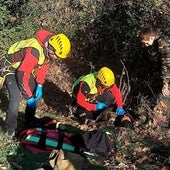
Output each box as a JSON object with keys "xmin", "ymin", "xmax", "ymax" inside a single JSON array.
[
  {"xmin": 115, "ymin": 152, "xmax": 125, "ymax": 162},
  {"xmin": 153, "ymin": 100, "xmax": 168, "ymax": 113},
  {"xmin": 161, "ymin": 166, "xmax": 170, "ymax": 170},
  {"xmin": 134, "ymin": 146, "xmax": 150, "ymax": 153}
]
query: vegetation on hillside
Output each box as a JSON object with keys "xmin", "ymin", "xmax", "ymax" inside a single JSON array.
[{"xmin": 0, "ymin": 0, "xmax": 170, "ymax": 169}]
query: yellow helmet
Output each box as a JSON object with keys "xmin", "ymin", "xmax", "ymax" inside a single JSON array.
[
  {"xmin": 48, "ymin": 33, "xmax": 71, "ymax": 59},
  {"xmin": 97, "ymin": 67, "xmax": 115, "ymax": 87}
]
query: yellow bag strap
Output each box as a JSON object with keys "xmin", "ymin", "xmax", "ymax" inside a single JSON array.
[{"xmin": 0, "ymin": 73, "xmax": 15, "ymax": 89}]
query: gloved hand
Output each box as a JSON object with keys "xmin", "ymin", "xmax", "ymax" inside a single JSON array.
[
  {"xmin": 116, "ymin": 107, "xmax": 125, "ymax": 116},
  {"xmin": 96, "ymin": 102, "xmax": 106, "ymax": 111},
  {"xmin": 27, "ymin": 97, "xmax": 37, "ymax": 108},
  {"xmin": 35, "ymin": 84, "xmax": 43, "ymax": 101}
]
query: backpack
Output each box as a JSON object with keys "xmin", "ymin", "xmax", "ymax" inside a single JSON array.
[
  {"xmin": 18, "ymin": 117, "xmax": 75, "ymax": 154},
  {"xmin": 70, "ymin": 129, "xmax": 114, "ymax": 157}
]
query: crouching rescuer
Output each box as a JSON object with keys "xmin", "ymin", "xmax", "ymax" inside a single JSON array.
[
  {"xmin": 72, "ymin": 66, "xmax": 125, "ymax": 123},
  {"xmin": 0, "ymin": 29, "xmax": 71, "ymax": 138}
]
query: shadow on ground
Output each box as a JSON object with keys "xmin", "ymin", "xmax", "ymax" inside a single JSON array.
[{"xmin": 43, "ymin": 80, "xmax": 72, "ymax": 115}]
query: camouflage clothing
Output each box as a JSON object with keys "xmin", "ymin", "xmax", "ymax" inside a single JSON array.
[
  {"xmin": 157, "ymin": 35, "xmax": 170, "ymax": 83},
  {"xmin": 145, "ymin": 35, "xmax": 170, "ymax": 84}
]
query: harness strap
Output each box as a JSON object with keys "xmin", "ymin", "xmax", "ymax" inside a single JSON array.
[
  {"xmin": 37, "ymin": 128, "xmax": 47, "ymax": 149},
  {"xmin": 56, "ymin": 130, "xmax": 64, "ymax": 150}
]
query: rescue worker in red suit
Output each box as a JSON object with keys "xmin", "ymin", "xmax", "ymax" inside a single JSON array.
[
  {"xmin": 72, "ymin": 67, "xmax": 125, "ymax": 123},
  {"xmin": 0, "ymin": 30, "xmax": 71, "ymax": 138}
]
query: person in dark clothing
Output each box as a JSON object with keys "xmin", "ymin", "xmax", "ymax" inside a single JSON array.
[
  {"xmin": 140, "ymin": 28, "xmax": 170, "ymax": 97},
  {"xmin": 72, "ymin": 66, "xmax": 125, "ymax": 124},
  {"xmin": 0, "ymin": 29, "xmax": 71, "ymax": 138}
]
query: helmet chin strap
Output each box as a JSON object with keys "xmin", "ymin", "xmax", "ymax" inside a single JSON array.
[
  {"xmin": 45, "ymin": 42, "xmax": 59, "ymax": 61},
  {"xmin": 45, "ymin": 42, "xmax": 51, "ymax": 60},
  {"xmin": 45, "ymin": 41, "xmax": 48, "ymax": 48}
]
